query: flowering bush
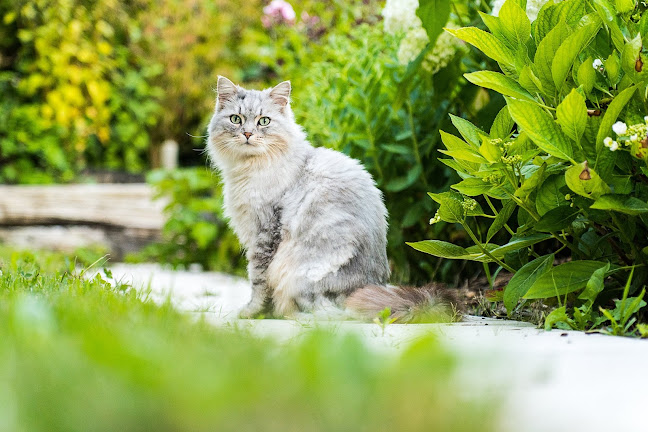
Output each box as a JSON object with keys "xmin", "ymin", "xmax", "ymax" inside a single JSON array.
[{"xmin": 411, "ymin": 0, "xmax": 648, "ymax": 335}]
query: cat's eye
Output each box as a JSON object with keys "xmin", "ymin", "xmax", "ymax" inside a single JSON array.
[
  {"xmin": 230, "ymin": 115, "xmax": 242, "ymax": 124},
  {"xmin": 258, "ymin": 116, "xmax": 271, "ymax": 126}
]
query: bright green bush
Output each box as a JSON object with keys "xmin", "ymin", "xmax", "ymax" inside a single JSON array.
[
  {"xmin": 411, "ymin": 0, "xmax": 648, "ymax": 335},
  {"xmin": 0, "ymin": 249, "xmax": 497, "ymax": 431},
  {"xmin": 131, "ymin": 168, "xmax": 246, "ymax": 276},
  {"xmin": 0, "ymin": 0, "xmax": 162, "ymax": 183}
]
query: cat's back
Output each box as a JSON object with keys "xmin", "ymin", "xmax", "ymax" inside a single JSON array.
[{"xmin": 291, "ymin": 146, "xmax": 387, "ymax": 223}]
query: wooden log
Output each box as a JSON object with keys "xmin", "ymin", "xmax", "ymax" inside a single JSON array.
[{"xmin": 0, "ymin": 184, "xmax": 167, "ymax": 230}]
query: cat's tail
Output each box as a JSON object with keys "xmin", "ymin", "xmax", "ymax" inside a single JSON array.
[{"xmin": 345, "ymin": 284, "xmax": 462, "ymax": 323}]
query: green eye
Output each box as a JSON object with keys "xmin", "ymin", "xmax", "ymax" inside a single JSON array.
[
  {"xmin": 258, "ymin": 116, "xmax": 271, "ymax": 126},
  {"xmin": 230, "ymin": 115, "xmax": 242, "ymax": 124}
]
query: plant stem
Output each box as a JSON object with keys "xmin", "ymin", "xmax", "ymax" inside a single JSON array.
[
  {"xmin": 406, "ymin": 100, "xmax": 428, "ymax": 188},
  {"xmin": 484, "ymin": 195, "xmax": 515, "ymax": 235},
  {"xmin": 461, "ymin": 221, "xmax": 516, "ymax": 273}
]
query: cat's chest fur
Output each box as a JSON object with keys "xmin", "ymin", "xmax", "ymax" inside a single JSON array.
[{"xmin": 221, "ymin": 154, "xmax": 304, "ymax": 248}]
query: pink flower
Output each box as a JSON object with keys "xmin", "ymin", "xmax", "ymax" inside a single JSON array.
[{"xmin": 263, "ymin": 0, "xmax": 296, "ymax": 24}]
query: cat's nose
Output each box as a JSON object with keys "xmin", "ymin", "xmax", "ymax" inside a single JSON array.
[{"xmin": 243, "ymin": 132, "xmax": 252, "ymax": 139}]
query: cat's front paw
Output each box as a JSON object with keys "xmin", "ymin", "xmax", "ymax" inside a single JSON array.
[{"xmin": 238, "ymin": 302, "xmax": 267, "ymax": 319}]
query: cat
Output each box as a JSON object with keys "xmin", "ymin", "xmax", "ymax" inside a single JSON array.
[{"xmin": 207, "ymin": 76, "xmax": 457, "ymax": 321}]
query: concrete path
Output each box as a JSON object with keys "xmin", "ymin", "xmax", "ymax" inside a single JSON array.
[{"xmin": 99, "ymin": 263, "xmax": 648, "ymax": 432}]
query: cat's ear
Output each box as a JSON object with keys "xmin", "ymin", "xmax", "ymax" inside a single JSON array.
[
  {"xmin": 216, "ymin": 76, "xmax": 237, "ymax": 109},
  {"xmin": 269, "ymin": 81, "xmax": 291, "ymax": 109}
]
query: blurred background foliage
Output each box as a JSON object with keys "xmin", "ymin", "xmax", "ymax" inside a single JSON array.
[{"xmin": 1, "ymin": 0, "xmax": 502, "ymax": 284}]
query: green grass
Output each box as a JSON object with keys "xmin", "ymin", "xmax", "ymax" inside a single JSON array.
[{"xmin": 0, "ymin": 248, "xmax": 497, "ymax": 432}]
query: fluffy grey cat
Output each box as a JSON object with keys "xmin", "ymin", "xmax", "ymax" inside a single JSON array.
[{"xmin": 207, "ymin": 77, "xmax": 456, "ymax": 321}]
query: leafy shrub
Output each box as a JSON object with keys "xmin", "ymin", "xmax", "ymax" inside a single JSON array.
[
  {"xmin": 0, "ymin": 0, "xmax": 162, "ymax": 183},
  {"xmin": 131, "ymin": 168, "xmax": 245, "ymax": 276},
  {"xmin": 411, "ymin": 0, "xmax": 648, "ymax": 335}
]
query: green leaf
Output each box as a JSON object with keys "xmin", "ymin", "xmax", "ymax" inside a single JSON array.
[
  {"xmin": 436, "ymin": 195, "xmax": 465, "ymax": 223},
  {"xmin": 487, "ymin": 199, "xmax": 517, "ymax": 242},
  {"xmin": 524, "ymin": 260, "xmax": 608, "ymax": 299},
  {"xmin": 446, "ymin": 27, "xmax": 515, "ymax": 68},
  {"xmin": 498, "ymin": 0, "xmax": 531, "ymax": 47},
  {"xmin": 519, "ymin": 65, "xmax": 543, "ymax": 95},
  {"xmin": 621, "ymin": 34, "xmax": 642, "ymax": 83},
  {"xmin": 439, "ymin": 158, "xmax": 479, "ymax": 175},
  {"xmin": 465, "ymin": 71, "xmax": 536, "ymax": 102},
  {"xmin": 417, "ymin": 0, "xmax": 451, "ymax": 48},
  {"xmin": 534, "ymin": 0, "xmax": 586, "ymax": 42},
  {"xmin": 514, "ymin": 162, "xmax": 546, "ymax": 200},
  {"xmin": 506, "ymin": 97, "xmax": 574, "ymax": 161},
  {"xmin": 551, "ymin": 22, "xmax": 600, "ymax": 91},
  {"xmin": 504, "ymin": 253, "xmax": 555, "ymax": 314},
  {"xmin": 534, "ymin": 206, "xmax": 579, "ymax": 232},
  {"xmin": 576, "ymin": 57, "xmax": 596, "ymax": 94},
  {"xmin": 595, "ymin": 85, "xmax": 637, "ymax": 178},
  {"xmin": 449, "ymin": 114, "xmax": 486, "ymax": 147},
  {"xmin": 451, "ymin": 178, "xmax": 493, "ymax": 196},
  {"xmin": 556, "ymin": 88, "xmax": 587, "ymax": 142},
  {"xmin": 489, "ymin": 233, "xmax": 553, "ymax": 258},
  {"xmin": 592, "ymin": 0, "xmax": 625, "ymax": 51},
  {"xmin": 544, "ymin": 306, "xmax": 573, "ymax": 330},
  {"xmin": 491, "ymin": 106, "xmax": 515, "ymax": 139},
  {"xmin": 578, "ymin": 262, "xmax": 610, "ymax": 305},
  {"xmin": 615, "ymin": 0, "xmax": 635, "ymax": 13},
  {"xmin": 438, "ymin": 149, "xmax": 488, "ymax": 164},
  {"xmin": 590, "ymin": 194, "xmax": 648, "ymax": 215},
  {"xmin": 385, "ymin": 164, "xmax": 423, "ymax": 192},
  {"xmin": 533, "ymin": 21, "xmax": 572, "ymax": 96},
  {"xmin": 407, "ymin": 240, "xmax": 471, "ymax": 259},
  {"xmin": 536, "ymin": 174, "xmax": 568, "ymax": 215},
  {"xmin": 565, "ymin": 161, "xmax": 611, "ymax": 199},
  {"xmin": 610, "ymin": 175, "xmax": 632, "ymax": 194},
  {"xmin": 381, "ymin": 144, "xmax": 413, "ymax": 155},
  {"xmin": 478, "ymin": 136, "xmax": 503, "ymax": 162},
  {"xmin": 439, "ymin": 130, "xmax": 476, "ymax": 152}
]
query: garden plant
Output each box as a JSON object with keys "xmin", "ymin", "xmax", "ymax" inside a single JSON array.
[{"xmin": 410, "ymin": 0, "xmax": 648, "ymax": 335}]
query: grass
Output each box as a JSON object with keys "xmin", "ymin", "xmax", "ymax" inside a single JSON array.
[{"xmin": 0, "ymin": 248, "xmax": 497, "ymax": 432}]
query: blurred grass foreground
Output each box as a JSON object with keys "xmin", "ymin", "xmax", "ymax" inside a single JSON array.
[{"xmin": 0, "ymin": 250, "xmax": 497, "ymax": 431}]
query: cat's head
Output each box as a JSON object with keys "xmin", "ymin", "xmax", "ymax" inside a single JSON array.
[{"xmin": 208, "ymin": 76, "xmax": 303, "ymax": 164}]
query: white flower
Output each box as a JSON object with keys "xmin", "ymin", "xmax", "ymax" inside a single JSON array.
[
  {"xmin": 382, "ymin": 0, "xmax": 422, "ymax": 34},
  {"xmin": 603, "ymin": 137, "xmax": 613, "ymax": 147},
  {"xmin": 397, "ymin": 26, "xmax": 463, "ymax": 74},
  {"xmin": 491, "ymin": 0, "xmax": 550, "ymax": 22},
  {"xmin": 631, "ymin": 134, "xmax": 639, "ymax": 142},
  {"xmin": 609, "ymin": 141, "xmax": 619, "ymax": 151},
  {"xmin": 592, "ymin": 59, "xmax": 604, "ymax": 70},
  {"xmin": 525, "ymin": 0, "xmax": 550, "ymax": 21},
  {"xmin": 612, "ymin": 121, "xmax": 627, "ymax": 135},
  {"xmin": 644, "ymin": 115, "xmax": 648, "ymax": 123}
]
